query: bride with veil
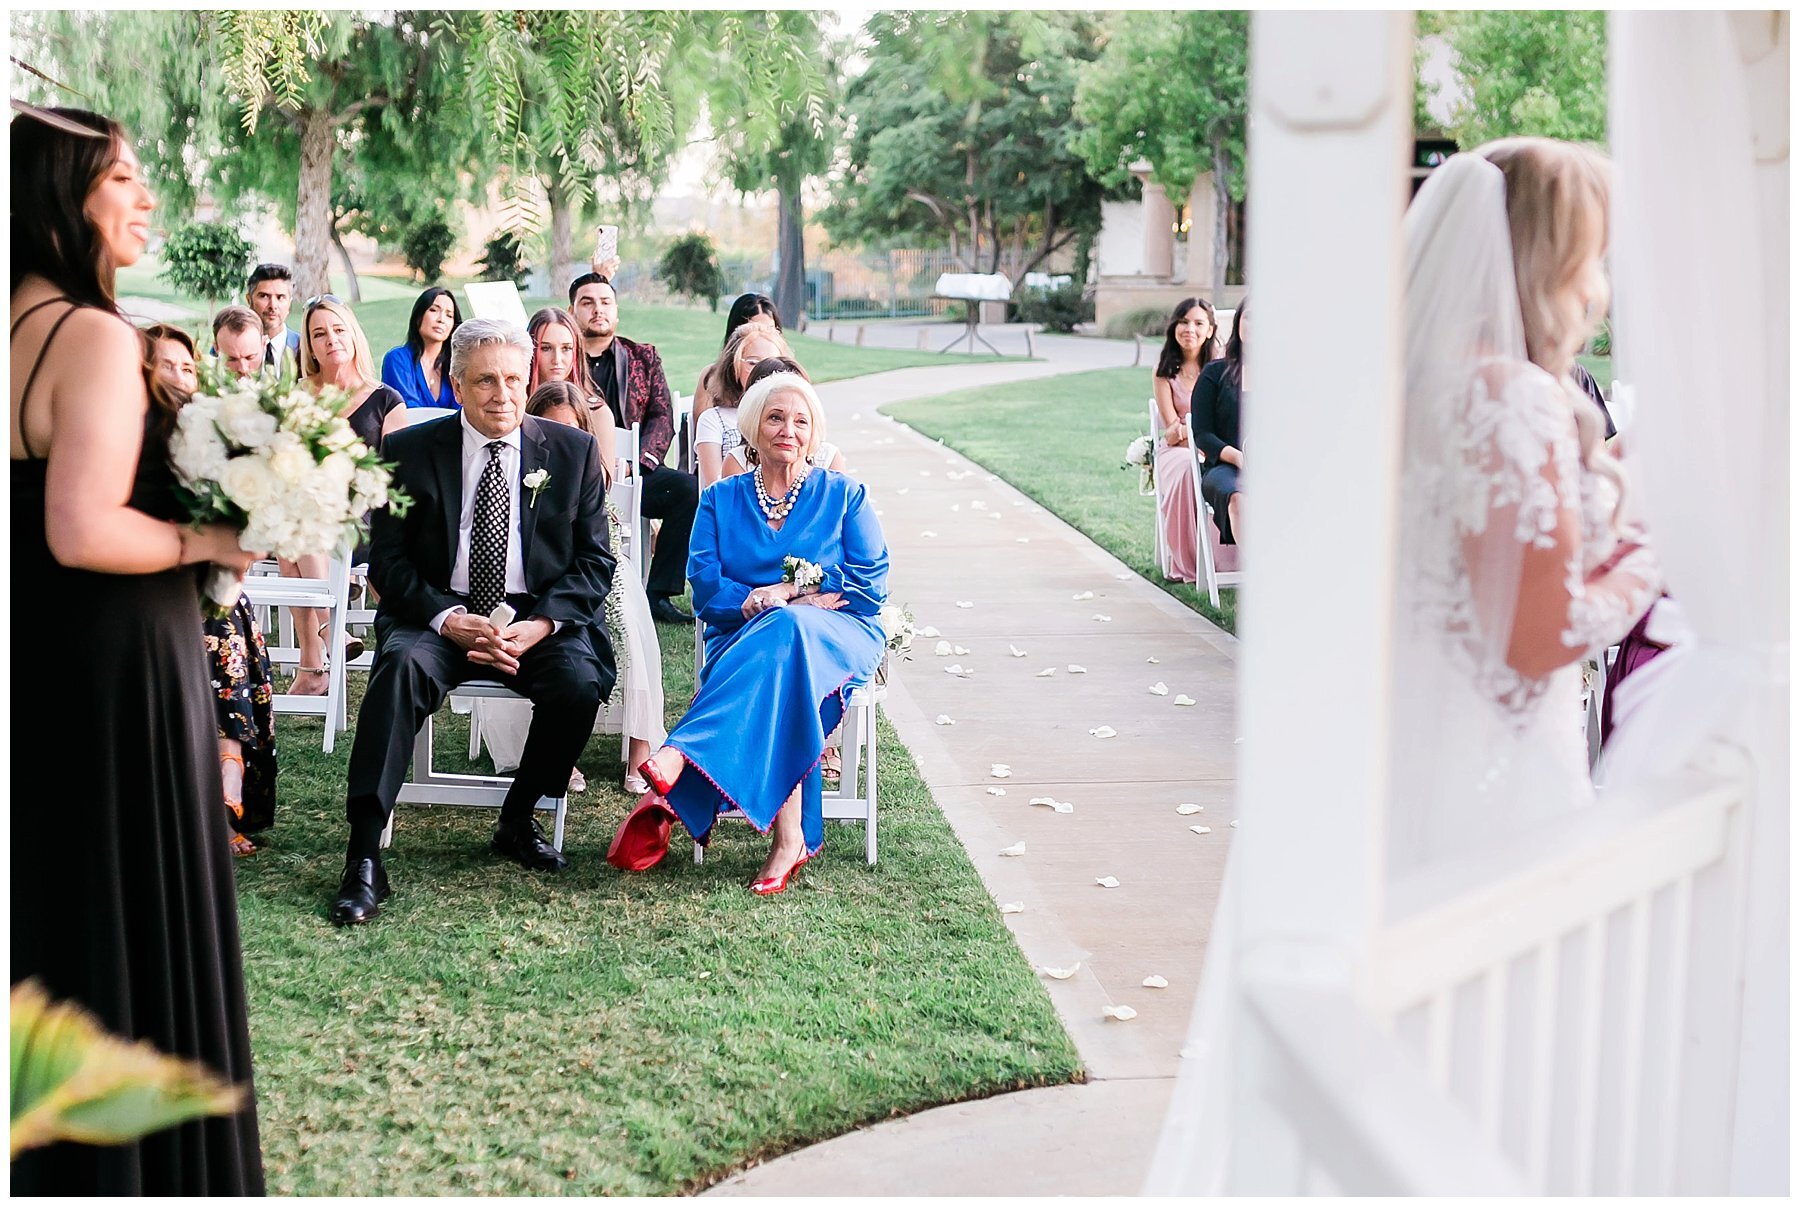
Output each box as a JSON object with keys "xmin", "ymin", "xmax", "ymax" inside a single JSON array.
[{"xmin": 1387, "ymin": 137, "xmax": 1662, "ymax": 874}]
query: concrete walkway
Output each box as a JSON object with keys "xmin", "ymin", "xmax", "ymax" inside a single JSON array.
[
  {"xmin": 807, "ymin": 316, "xmax": 1148, "ymax": 371},
  {"xmin": 704, "ymin": 353, "xmax": 1237, "ymax": 1195}
]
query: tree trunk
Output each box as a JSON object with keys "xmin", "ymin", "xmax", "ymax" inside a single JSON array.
[
  {"xmin": 329, "ymin": 222, "xmax": 361, "ymax": 304},
  {"xmin": 293, "ymin": 106, "xmax": 337, "ymax": 301},
  {"xmin": 1211, "ymin": 130, "xmax": 1232, "ymax": 305},
  {"xmin": 548, "ymin": 176, "xmax": 575, "ymax": 301},
  {"xmin": 774, "ymin": 183, "xmax": 807, "ymax": 330}
]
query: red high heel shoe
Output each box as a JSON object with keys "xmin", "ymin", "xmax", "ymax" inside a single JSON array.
[
  {"xmin": 638, "ymin": 756, "xmax": 677, "ymax": 797},
  {"xmin": 750, "ymin": 850, "xmax": 812, "ymax": 897}
]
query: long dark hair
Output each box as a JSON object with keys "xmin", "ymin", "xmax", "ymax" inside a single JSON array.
[
  {"xmin": 1222, "ymin": 297, "xmax": 1248, "ymax": 387},
  {"xmin": 722, "ymin": 293, "xmax": 781, "ymax": 345},
  {"xmin": 11, "ymin": 107, "xmax": 132, "ymax": 309},
  {"xmin": 139, "ymin": 322, "xmax": 196, "ymax": 437},
  {"xmin": 405, "ymin": 286, "xmax": 461, "ymax": 383},
  {"xmin": 1155, "ymin": 297, "xmax": 1220, "ymax": 380}
]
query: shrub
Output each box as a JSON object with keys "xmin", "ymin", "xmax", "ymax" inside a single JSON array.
[
  {"xmin": 1102, "ymin": 306, "xmax": 1173, "ymax": 340},
  {"xmin": 158, "ymin": 221, "xmax": 255, "ymax": 305},
  {"xmin": 1015, "ymin": 281, "xmax": 1093, "ymax": 334},
  {"xmin": 475, "ymin": 231, "xmax": 529, "ymax": 288},
  {"xmin": 656, "ymin": 233, "xmax": 727, "ymax": 310},
  {"xmin": 401, "ymin": 214, "xmax": 458, "ymax": 283}
]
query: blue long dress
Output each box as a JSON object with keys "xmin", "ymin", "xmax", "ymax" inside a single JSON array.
[{"xmin": 666, "ymin": 468, "xmax": 888, "ymax": 854}]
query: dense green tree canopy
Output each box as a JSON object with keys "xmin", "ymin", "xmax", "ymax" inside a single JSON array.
[
  {"xmin": 825, "ymin": 11, "xmax": 1106, "ymax": 285},
  {"xmin": 1421, "ymin": 10, "xmax": 1609, "ymax": 147}
]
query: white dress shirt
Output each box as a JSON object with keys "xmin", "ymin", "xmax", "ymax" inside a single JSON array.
[{"xmin": 430, "ymin": 416, "xmax": 532, "ymax": 634}]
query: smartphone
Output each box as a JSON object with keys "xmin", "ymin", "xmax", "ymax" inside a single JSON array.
[
  {"xmin": 594, "ymin": 225, "xmax": 619, "ymax": 271},
  {"xmin": 488, "ymin": 602, "xmax": 516, "ymax": 628}
]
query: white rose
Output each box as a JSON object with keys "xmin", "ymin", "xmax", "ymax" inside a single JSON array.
[
  {"xmin": 224, "ymin": 405, "xmax": 279, "ymax": 450},
  {"xmin": 220, "ymin": 456, "xmax": 280, "ymax": 511},
  {"xmin": 269, "ymin": 442, "xmax": 315, "ymax": 486},
  {"xmin": 318, "ymin": 451, "xmax": 356, "ymax": 488},
  {"xmin": 320, "ymin": 418, "xmax": 359, "ymax": 451}
]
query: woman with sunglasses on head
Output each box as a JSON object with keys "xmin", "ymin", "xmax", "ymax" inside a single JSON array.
[
  {"xmin": 11, "ymin": 106, "xmax": 264, "ymax": 1195},
  {"xmin": 380, "ymin": 285, "xmax": 462, "ymax": 410},
  {"xmin": 696, "ymin": 324, "xmax": 793, "ymax": 489},
  {"xmin": 689, "ymin": 293, "xmax": 782, "ymax": 440},
  {"xmin": 279, "ymin": 294, "xmax": 410, "ymax": 695}
]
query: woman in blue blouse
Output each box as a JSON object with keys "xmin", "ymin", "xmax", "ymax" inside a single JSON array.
[
  {"xmin": 635, "ymin": 372, "xmax": 889, "ymax": 894},
  {"xmin": 379, "ymin": 286, "xmax": 461, "ymax": 409}
]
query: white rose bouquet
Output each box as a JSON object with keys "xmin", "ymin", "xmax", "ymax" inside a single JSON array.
[
  {"xmin": 876, "ymin": 603, "xmax": 915, "ymax": 660},
  {"xmin": 1123, "ymin": 433, "xmax": 1155, "ymax": 492},
  {"xmin": 168, "ymin": 358, "xmax": 410, "ymax": 613},
  {"xmin": 781, "ymin": 556, "xmax": 825, "ymax": 594}
]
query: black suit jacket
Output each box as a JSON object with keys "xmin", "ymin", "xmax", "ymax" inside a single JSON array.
[{"xmin": 368, "ymin": 414, "xmax": 616, "ymax": 633}]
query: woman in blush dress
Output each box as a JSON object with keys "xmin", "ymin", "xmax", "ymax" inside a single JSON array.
[
  {"xmin": 631, "ymin": 372, "xmax": 888, "ymax": 894},
  {"xmin": 1151, "ymin": 298, "xmax": 1220, "ymax": 581}
]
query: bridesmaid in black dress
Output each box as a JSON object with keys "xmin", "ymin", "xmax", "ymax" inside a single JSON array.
[
  {"xmin": 10, "ymin": 106, "xmax": 265, "ymax": 1195},
  {"xmin": 1192, "ymin": 297, "xmax": 1249, "ymax": 546}
]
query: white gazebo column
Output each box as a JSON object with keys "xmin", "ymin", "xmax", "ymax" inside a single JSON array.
[{"xmin": 1227, "ymin": 10, "xmax": 1414, "ymax": 1192}]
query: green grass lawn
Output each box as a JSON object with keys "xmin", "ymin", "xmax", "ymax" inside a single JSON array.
[
  {"xmin": 885, "ymin": 367, "xmax": 1237, "ymax": 634},
  {"xmin": 238, "ymin": 619, "xmax": 1079, "ymax": 1195},
  {"xmin": 115, "ymin": 261, "xmax": 1008, "ymax": 399}
]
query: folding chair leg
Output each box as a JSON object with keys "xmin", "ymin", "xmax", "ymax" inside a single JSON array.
[
  {"xmin": 864, "ymin": 702, "xmax": 879, "ymax": 866},
  {"xmin": 551, "ymin": 795, "xmax": 567, "ymax": 851}
]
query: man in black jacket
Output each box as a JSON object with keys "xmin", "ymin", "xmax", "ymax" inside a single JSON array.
[{"xmin": 330, "ymin": 319, "xmax": 616, "ymax": 925}]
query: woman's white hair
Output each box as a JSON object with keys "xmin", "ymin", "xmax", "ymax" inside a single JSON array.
[{"xmin": 737, "ymin": 371, "xmax": 826, "ymax": 462}]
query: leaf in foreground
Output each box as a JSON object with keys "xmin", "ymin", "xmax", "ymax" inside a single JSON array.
[{"xmin": 10, "ymin": 980, "xmax": 245, "ymax": 1160}]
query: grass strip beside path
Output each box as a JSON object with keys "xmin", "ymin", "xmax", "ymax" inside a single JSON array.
[
  {"xmin": 885, "ymin": 367, "xmax": 1238, "ymax": 633},
  {"xmin": 240, "ymin": 630, "xmax": 1078, "ymax": 1195}
]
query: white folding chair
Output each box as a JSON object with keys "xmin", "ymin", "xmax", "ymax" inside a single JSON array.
[
  {"xmin": 1147, "ymin": 397, "xmax": 1170, "ymax": 576},
  {"xmin": 1186, "ymin": 413, "xmax": 1243, "ymax": 610},
  {"xmin": 672, "ymin": 391, "xmax": 694, "ymax": 474},
  {"xmin": 242, "ymin": 546, "xmax": 355, "ymax": 751},
  {"xmin": 609, "ymin": 423, "xmax": 653, "ymax": 587},
  {"xmin": 387, "ymin": 680, "xmax": 570, "ymax": 851}
]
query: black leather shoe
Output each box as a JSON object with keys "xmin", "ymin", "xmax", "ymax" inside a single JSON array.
[
  {"xmin": 647, "ymin": 596, "xmax": 694, "ymax": 625},
  {"xmin": 330, "ymin": 855, "xmax": 391, "ymax": 926},
  {"xmin": 492, "ymin": 817, "xmax": 569, "ymax": 872}
]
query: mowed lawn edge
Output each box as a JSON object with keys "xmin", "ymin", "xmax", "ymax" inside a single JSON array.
[
  {"xmin": 238, "ymin": 633, "xmax": 1081, "ymax": 1196},
  {"xmin": 883, "ymin": 365, "xmax": 1238, "ymax": 633}
]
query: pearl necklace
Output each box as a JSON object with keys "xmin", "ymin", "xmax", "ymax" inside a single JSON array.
[{"xmin": 753, "ymin": 465, "xmax": 809, "ymax": 522}]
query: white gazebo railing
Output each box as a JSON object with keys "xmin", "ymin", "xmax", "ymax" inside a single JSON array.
[{"xmin": 1149, "ymin": 9, "xmax": 1787, "ymax": 1196}]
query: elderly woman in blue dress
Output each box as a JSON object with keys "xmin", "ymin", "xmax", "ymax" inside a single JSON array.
[{"xmin": 634, "ymin": 371, "xmax": 889, "ymax": 894}]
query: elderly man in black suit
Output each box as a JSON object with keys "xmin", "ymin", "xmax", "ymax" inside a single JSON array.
[{"xmin": 331, "ymin": 318, "xmax": 616, "ymax": 925}]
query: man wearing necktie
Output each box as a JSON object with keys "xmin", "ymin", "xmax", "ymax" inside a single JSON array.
[
  {"xmin": 245, "ymin": 262, "xmax": 301, "ymax": 371},
  {"xmin": 331, "ymin": 319, "xmax": 617, "ymax": 925}
]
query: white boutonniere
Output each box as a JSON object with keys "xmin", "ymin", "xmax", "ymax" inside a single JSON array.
[
  {"xmin": 782, "ymin": 556, "xmax": 824, "ymax": 593},
  {"xmin": 523, "ymin": 468, "xmax": 550, "ymax": 509}
]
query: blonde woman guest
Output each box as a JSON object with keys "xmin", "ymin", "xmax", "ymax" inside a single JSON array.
[
  {"xmin": 280, "ymin": 295, "xmax": 409, "ymax": 694},
  {"xmin": 1151, "ymin": 298, "xmax": 1219, "ymax": 582},
  {"xmin": 696, "ymin": 324, "xmax": 793, "ymax": 488},
  {"xmin": 690, "ymin": 293, "xmax": 782, "ymax": 433},
  {"xmin": 470, "ymin": 383, "xmax": 668, "ymax": 796},
  {"xmin": 628, "ymin": 372, "xmax": 888, "ymax": 894}
]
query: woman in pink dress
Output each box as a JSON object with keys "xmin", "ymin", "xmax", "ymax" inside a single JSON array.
[{"xmin": 1151, "ymin": 298, "xmax": 1220, "ymax": 582}]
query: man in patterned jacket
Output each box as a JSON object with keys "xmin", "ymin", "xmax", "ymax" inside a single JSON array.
[{"xmin": 570, "ymin": 272, "xmax": 698, "ymax": 625}]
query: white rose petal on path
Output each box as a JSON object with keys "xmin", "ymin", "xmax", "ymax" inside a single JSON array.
[
  {"xmin": 1230, "ymin": 820, "xmax": 1239, "ymax": 828},
  {"xmin": 1176, "ymin": 804, "xmax": 1204, "ymax": 815},
  {"xmin": 970, "ymin": 500, "xmax": 988, "ymax": 510},
  {"xmin": 1089, "ymin": 726, "xmax": 1118, "ymax": 739},
  {"xmin": 1102, "ymin": 1005, "xmax": 1138, "ymax": 1022},
  {"xmin": 999, "ymin": 841, "xmax": 1026, "ymax": 857},
  {"xmin": 1095, "ymin": 876, "xmax": 1121, "ymax": 888},
  {"xmin": 956, "ymin": 600, "xmax": 975, "ymax": 609},
  {"xmin": 1072, "ymin": 591, "xmax": 1095, "ymax": 600},
  {"xmin": 934, "ymin": 714, "xmax": 956, "ymax": 726},
  {"xmin": 1008, "ymin": 645, "xmax": 1028, "ymax": 658},
  {"xmin": 1011, "ymin": 500, "xmax": 1024, "ymax": 507},
  {"xmin": 1092, "ymin": 614, "xmax": 1112, "ymax": 622},
  {"xmin": 986, "ymin": 475, "xmax": 997, "ymax": 481},
  {"xmin": 1143, "ymin": 975, "xmax": 1170, "ymax": 989},
  {"xmin": 986, "ymin": 512, "xmax": 1000, "ymax": 521},
  {"xmin": 918, "ymin": 625, "xmax": 940, "ymax": 637},
  {"xmin": 1036, "ymin": 667, "xmax": 1057, "ymax": 678},
  {"xmin": 1173, "ymin": 694, "xmax": 1197, "ymax": 706},
  {"xmin": 944, "ymin": 664, "xmax": 974, "ymax": 678},
  {"xmin": 950, "ymin": 504, "xmax": 961, "ymax": 512},
  {"xmin": 920, "ymin": 530, "xmax": 938, "ymax": 538},
  {"xmin": 933, "ymin": 640, "xmax": 954, "ymax": 656},
  {"xmin": 1000, "ymin": 902, "xmax": 1025, "ymax": 914},
  {"xmin": 985, "ymin": 787, "xmax": 1007, "ymax": 796},
  {"xmin": 1148, "ymin": 683, "xmax": 1169, "ymax": 696},
  {"xmin": 1189, "ymin": 825, "xmax": 1212, "ymax": 835},
  {"xmin": 919, "ymin": 470, "xmax": 932, "ymax": 476},
  {"xmin": 990, "ymin": 764, "xmax": 1012, "ymax": 778},
  {"xmin": 953, "ymin": 644, "xmax": 970, "ymax": 655},
  {"xmin": 1016, "ymin": 537, "xmax": 1031, "ymax": 544},
  {"xmin": 897, "ymin": 488, "xmax": 910, "ymax": 495},
  {"xmin": 1147, "ymin": 656, "xmax": 1161, "ymax": 664},
  {"xmin": 1028, "ymin": 796, "xmax": 1073, "ymax": 814},
  {"xmin": 1039, "ymin": 963, "xmax": 1079, "ymax": 980},
  {"xmin": 1068, "ymin": 664, "xmax": 1087, "ymax": 674}
]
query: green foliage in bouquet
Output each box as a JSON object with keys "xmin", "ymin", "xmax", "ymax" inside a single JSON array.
[{"xmin": 11, "ymin": 980, "xmax": 244, "ymax": 1160}]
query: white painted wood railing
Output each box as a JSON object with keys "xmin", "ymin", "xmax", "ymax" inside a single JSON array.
[{"xmin": 1240, "ymin": 753, "xmax": 1751, "ymax": 1195}]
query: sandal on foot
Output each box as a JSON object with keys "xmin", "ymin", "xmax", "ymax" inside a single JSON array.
[{"xmin": 289, "ymin": 665, "xmax": 330, "ymax": 696}]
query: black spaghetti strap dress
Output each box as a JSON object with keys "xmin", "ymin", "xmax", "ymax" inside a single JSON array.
[{"xmin": 10, "ymin": 299, "xmax": 265, "ymax": 1195}]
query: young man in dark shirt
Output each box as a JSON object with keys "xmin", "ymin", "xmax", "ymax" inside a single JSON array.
[{"xmin": 570, "ymin": 273, "xmax": 697, "ymax": 624}]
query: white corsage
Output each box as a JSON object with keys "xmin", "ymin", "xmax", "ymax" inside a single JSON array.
[
  {"xmin": 782, "ymin": 556, "xmax": 824, "ymax": 593},
  {"xmin": 523, "ymin": 468, "xmax": 550, "ymax": 509}
]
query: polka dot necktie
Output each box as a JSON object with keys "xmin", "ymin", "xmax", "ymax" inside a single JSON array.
[{"xmin": 469, "ymin": 441, "xmax": 509, "ymax": 617}]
